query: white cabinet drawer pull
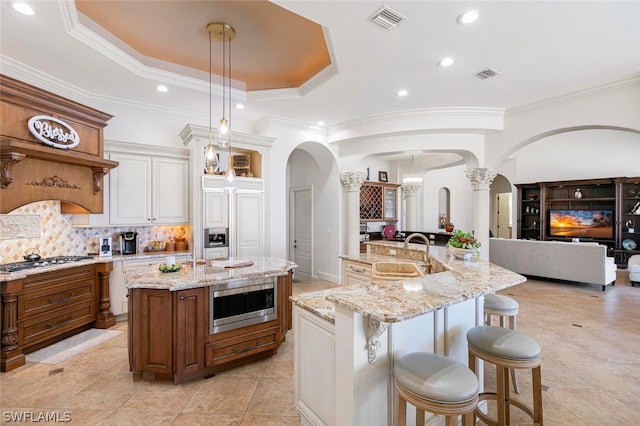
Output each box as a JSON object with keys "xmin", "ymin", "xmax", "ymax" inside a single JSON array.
[{"xmin": 350, "ymin": 265, "xmax": 367, "ymax": 273}]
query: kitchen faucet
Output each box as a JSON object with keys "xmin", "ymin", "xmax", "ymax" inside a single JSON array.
[{"xmin": 403, "ymin": 233, "xmax": 431, "ymax": 272}]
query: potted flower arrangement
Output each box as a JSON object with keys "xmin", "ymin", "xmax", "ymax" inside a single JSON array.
[{"xmin": 447, "ymin": 230, "xmax": 481, "ymax": 259}]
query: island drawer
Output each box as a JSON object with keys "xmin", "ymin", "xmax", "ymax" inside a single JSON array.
[
  {"xmin": 20, "ymin": 301, "xmax": 96, "ymax": 347},
  {"xmin": 206, "ymin": 326, "xmax": 280, "ymax": 366}
]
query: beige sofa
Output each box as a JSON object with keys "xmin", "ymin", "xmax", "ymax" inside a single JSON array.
[{"xmin": 489, "ymin": 238, "xmax": 617, "ymax": 291}]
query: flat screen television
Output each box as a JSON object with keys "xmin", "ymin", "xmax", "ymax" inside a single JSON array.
[{"xmin": 548, "ymin": 209, "xmax": 614, "ymax": 239}]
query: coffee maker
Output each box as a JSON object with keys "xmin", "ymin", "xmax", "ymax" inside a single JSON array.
[{"xmin": 120, "ymin": 231, "xmax": 138, "ymax": 255}]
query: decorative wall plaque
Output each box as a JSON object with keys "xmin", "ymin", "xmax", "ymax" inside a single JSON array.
[
  {"xmin": 0, "ymin": 214, "xmax": 41, "ymax": 240},
  {"xmin": 28, "ymin": 115, "xmax": 80, "ymax": 149}
]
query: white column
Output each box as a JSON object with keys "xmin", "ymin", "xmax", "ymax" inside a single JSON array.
[
  {"xmin": 340, "ymin": 172, "xmax": 367, "ymax": 257},
  {"xmin": 401, "ymin": 183, "xmax": 421, "ymax": 232},
  {"xmin": 465, "ymin": 168, "xmax": 497, "ymax": 261}
]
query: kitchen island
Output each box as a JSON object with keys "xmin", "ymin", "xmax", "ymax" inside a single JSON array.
[
  {"xmin": 291, "ymin": 244, "xmax": 526, "ymax": 426},
  {"xmin": 125, "ymin": 257, "xmax": 296, "ymax": 384}
]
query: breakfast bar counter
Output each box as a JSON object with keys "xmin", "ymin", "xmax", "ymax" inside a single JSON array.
[{"xmin": 291, "ymin": 245, "xmax": 526, "ymax": 426}]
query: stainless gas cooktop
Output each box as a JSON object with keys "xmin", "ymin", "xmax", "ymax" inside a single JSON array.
[{"xmin": 0, "ymin": 256, "xmax": 94, "ymax": 273}]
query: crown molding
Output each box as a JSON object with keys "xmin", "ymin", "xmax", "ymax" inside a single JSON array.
[
  {"xmin": 508, "ymin": 74, "xmax": 640, "ymax": 114},
  {"xmin": 180, "ymin": 124, "xmax": 276, "ymax": 150},
  {"xmin": 1, "ymin": 55, "xmax": 222, "ymax": 126},
  {"xmin": 328, "ymin": 107, "xmax": 505, "ymax": 144},
  {"xmin": 254, "ymin": 115, "xmax": 329, "ymax": 137}
]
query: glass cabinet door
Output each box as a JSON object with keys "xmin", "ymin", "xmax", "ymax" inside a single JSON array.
[{"xmin": 383, "ymin": 187, "xmax": 397, "ymax": 220}]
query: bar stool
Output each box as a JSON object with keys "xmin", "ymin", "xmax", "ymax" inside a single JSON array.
[
  {"xmin": 394, "ymin": 352, "xmax": 479, "ymax": 426},
  {"xmin": 484, "ymin": 293, "xmax": 520, "ymax": 393},
  {"xmin": 467, "ymin": 326, "xmax": 543, "ymax": 426}
]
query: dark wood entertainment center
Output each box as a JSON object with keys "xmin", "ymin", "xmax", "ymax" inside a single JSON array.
[{"xmin": 516, "ymin": 177, "xmax": 640, "ymax": 268}]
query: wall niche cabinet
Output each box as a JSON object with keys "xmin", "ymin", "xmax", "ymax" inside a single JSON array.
[
  {"xmin": 360, "ymin": 182, "xmax": 400, "ymax": 222},
  {"xmin": 516, "ymin": 177, "xmax": 640, "ymax": 267}
]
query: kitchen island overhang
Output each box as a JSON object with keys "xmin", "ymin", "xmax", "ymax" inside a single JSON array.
[
  {"xmin": 125, "ymin": 257, "xmax": 297, "ymax": 384},
  {"xmin": 291, "ymin": 245, "xmax": 526, "ymax": 426}
]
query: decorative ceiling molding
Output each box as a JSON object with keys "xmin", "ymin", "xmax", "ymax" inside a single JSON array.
[
  {"xmin": 508, "ymin": 74, "xmax": 640, "ymax": 114},
  {"xmin": 328, "ymin": 107, "xmax": 506, "ymax": 145},
  {"xmin": 179, "ymin": 124, "xmax": 276, "ymax": 151},
  {"xmin": 254, "ymin": 115, "xmax": 329, "ymax": 137}
]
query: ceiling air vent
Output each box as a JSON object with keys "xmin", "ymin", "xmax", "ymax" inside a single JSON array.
[
  {"xmin": 474, "ymin": 68, "xmax": 501, "ymax": 80},
  {"xmin": 368, "ymin": 6, "xmax": 407, "ymax": 30}
]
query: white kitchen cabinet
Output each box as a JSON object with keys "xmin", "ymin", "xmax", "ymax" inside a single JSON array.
[
  {"xmin": 202, "ymin": 176, "xmax": 264, "ymax": 258},
  {"xmin": 341, "ymin": 260, "xmax": 372, "ymax": 285},
  {"xmin": 110, "ymin": 253, "xmax": 192, "ymax": 315},
  {"xmin": 294, "ymin": 306, "xmax": 335, "ymax": 426},
  {"xmin": 110, "ymin": 148, "xmax": 189, "ymax": 226},
  {"xmin": 203, "ymin": 190, "xmax": 228, "ymax": 228},
  {"xmin": 233, "ymin": 191, "xmax": 264, "ymax": 258}
]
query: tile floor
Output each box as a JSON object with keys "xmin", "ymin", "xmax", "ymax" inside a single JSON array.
[{"xmin": 1, "ymin": 270, "xmax": 638, "ymax": 425}]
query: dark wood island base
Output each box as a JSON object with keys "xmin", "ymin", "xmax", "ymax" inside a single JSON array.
[{"xmin": 128, "ymin": 271, "xmax": 292, "ymax": 384}]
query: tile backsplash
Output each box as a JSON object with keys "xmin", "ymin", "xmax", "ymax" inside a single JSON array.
[{"xmin": 0, "ymin": 201, "xmax": 191, "ymax": 264}]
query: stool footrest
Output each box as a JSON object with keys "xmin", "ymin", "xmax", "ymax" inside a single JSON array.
[{"xmin": 477, "ymin": 392, "xmax": 536, "ymax": 420}]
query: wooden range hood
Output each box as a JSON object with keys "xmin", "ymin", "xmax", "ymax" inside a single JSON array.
[{"xmin": 0, "ymin": 75, "xmax": 118, "ymax": 214}]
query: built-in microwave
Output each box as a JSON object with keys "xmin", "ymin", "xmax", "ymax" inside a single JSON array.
[
  {"xmin": 204, "ymin": 228, "xmax": 228, "ymax": 248},
  {"xmin": 209, "ymin": 277, "xmax": 277, "ymax": 334}
]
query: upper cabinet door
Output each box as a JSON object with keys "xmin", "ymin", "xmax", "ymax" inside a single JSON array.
[
  {"xmin": 152, "ymin": 157, "xmax": 189, "ymax": 224},
  {"xmin": 110, "ymin": 153, "xmax": 153, "ymax": 225},
  {"xmin": 203, "ymin": 190, "xmax": 228, "ymax": 229},
  {"xmin": 383, "ymin": 187, "xmax": 397, "ymax": 220}
]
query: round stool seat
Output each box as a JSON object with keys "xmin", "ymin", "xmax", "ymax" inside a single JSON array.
[
  {"xmin": 395, "ymin": 352, "xmax": 479, "ymax": 404},
  {"xmin": 484, "ymin": 294, "xmax": 519, "ymax": 313},
  {"xmin": 467, "ymin": 326, "xmax": 540, "ymax": 361}
]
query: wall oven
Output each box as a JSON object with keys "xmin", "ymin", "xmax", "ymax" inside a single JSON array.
[
  {"xmin": 209, "ymin": 277, "xmax": 277, "ymax": 334},
  {"xmin": 204, "ymin": 228, "xmax": 228, "ymax": 248}
]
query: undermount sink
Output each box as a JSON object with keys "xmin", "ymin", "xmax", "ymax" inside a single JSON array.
[{"xmin": 371, "ymin": 262, "xmax": 426, "ymax": 280}]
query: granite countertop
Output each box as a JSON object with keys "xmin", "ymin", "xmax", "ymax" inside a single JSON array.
[
  {"xmin": 0, "ymin": 251, "xmax": 194, "ymax": 282},
  {"xmin": 125, "ymin": 257, "xmax": 297, "ymax": 291},
  {"xmin": 0, "ymin": 257, "xmax": 114, "ymax": 282},
  {"xmin": 107, "ymin": 251, "xmax": 193, "ymax": 262},
  {"xmin": 292, "ymin": 245, "xmax": 526, "ymax": 324}
]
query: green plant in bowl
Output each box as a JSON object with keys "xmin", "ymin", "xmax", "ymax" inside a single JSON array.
[
  {"xmin": 447, "ymin": 230, "xmax": 481, "ymax": 253},
  {"xmin": 159, "ymin": 263, "xmax": 182, "ymax": 273}
]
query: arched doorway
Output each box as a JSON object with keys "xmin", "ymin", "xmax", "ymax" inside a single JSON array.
[{"xmin": 287, "ymin": 142, "xmax": 340, "ymax": 282}]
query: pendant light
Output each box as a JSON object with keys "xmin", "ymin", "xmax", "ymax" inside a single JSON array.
[
  {"xmin": 203, "ymin": 25, "xmax": 219, "ymax": 174},
  {"xmin": 402, "ymin": 154, "xmax": 422, "ymax": 186},
  {"xmin": 224, "ymin": 23, "xmax": 235, "ymax": 185},
  {"xmin": 205, "ymin": 22, "xmax": 236, "ymax": 184}
]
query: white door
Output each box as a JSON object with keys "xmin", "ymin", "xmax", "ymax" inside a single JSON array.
[
  {"xmin": 291, "ymin": 187, "xmax": 312, "ymax": 281},
  {"xmin": 497, "ymin": 193, "xmax": 512, "ymax": 238},
  {"xmin": 234, "ymin": 191, "xmax": 264, "ymax": 258}
]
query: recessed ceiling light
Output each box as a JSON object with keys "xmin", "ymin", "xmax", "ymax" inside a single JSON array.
[
  {"xmin": 396, "ymin": 89, "xmax": 408, "ymax": 97},
  {"xmin": 235, "ymin": 103, "xmax": 245, "ymax": 110},
  {"xmin": 457, "ymin": 10, "xmax": 479, "ymax": 24},
  {"xmin": 316, "ymin": 121, "xmax": 325, "ymax": 126},
  {"xmin": 12, "ymin": 2, "xmax": 35, "ymax": 15},
  {"xmin": 156, "ymin": 85, "xmax": 168, "ymax": 93},
  {"xmin": 438, "ymin": 57, "xmax": 455, "ymax": 67}
]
